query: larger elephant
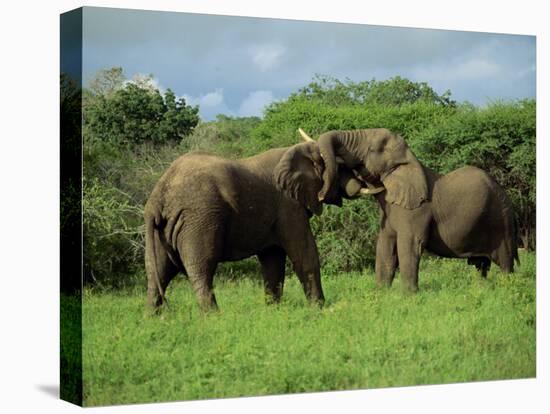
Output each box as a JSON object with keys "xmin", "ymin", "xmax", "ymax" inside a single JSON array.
[
  {"xmin": 144, "ymin": 142, "xmax": 346, "ymax": 311},
  {"xmin": 300, "ymin": 128, "xmax": 518, "ymax": 292}
]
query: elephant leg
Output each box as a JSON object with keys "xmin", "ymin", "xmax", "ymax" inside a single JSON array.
[
  {"xmin": 186, "ymin": 260, "xmax": 218, "ymax": 311},
  {"xmin": 258, "ymin": 246, "xmax": 286, "ymax": 304},
  {"xmin": 468, "ymin": 256, "xmax": 491, "ymax": 278},
  {"xmin": 177, "ymin": 227, "xmax": 221, "ymax": 312},
  {"xmin": 146, "ymin": 230, "xmax": 179, "ymax": 310},
  {"xmin": 375, "ymin": 229, "xmax": 397, "ymax": 288},
  {"xmin": 396, "ymin": 232, "xmax": 423, "ymax": 293},
  {"xmin": 280, "ymin": 222, "xmax": 324, "ymax": 306}
]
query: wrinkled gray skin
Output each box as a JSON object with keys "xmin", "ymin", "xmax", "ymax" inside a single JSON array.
[
  {"xmin": 317, "ymin": 128, "xmax": 519, "ymax": 292},
  {"xmin": 144, "ymin": 142, "xmax": 349, "ymax": 311}
]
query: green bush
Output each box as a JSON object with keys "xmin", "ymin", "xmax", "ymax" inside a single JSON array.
[
  {"xmin": 182, "ymin": 114, "xmax": 262, "ymax": 158},
  {"xmin": 247, "ymin": 99, "xmax": 454, "ymax": 155},
  {"xmin": 83, "ymin": 178, "xmax": 144, "ymax": 288},
  {"xmin": 311, "ymin": 198, "xmax": 380, "ymax": 273}
]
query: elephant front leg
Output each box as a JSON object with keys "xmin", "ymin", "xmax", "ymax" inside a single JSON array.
[
  {"xmin": 375, "ymin": 229, "xmax": 397, "ymax": 288},
  {"xmin": 396, "ymin": 232, "xmax": 423, "ymax": 293},
  {"xmin": 258, "ymin": 247, "xmax": 287, "ymax": 304},
  {"xmin": 284, "ymin": 233, "xmax": 325, "ymax": 306},
  {"xmin": 278, "ymin": 212, "xmax": 325, "ymax": 307},
  {"xmin": 296, "ymin": 265, "xmax": 325, "ymax": 307}
]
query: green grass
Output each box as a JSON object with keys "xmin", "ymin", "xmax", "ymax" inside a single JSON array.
[{"xmin": 81, "ymin": 252, "xmax": 536, "ymax": 406}]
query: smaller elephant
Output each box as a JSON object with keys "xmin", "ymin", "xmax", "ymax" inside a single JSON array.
[
  {"xmin": 300, "ymin": 128, "xmax": 519, "ymax": 292},
  {"xmin": 144, "ymin": 142, "xmax": 345, "ymax": 311}
]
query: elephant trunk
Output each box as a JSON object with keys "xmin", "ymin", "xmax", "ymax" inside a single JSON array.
[{"xmin": 317, "ymin": 130, "xmax": 367, "ymax": 201}]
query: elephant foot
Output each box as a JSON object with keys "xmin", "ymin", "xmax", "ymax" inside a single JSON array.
[
  {"xmin": 468, "ymin": 256, "xmax": 491, "ymax": 278},
  {"xmin": 376, "ymin": 278, "xmax": 394, "ymax": 289},
  {"xmin": 313, "ymin": 297, "xmax": 325, "ymax": 308},
  {"xmin": 401, "ymin": 280, "xmax": 419, "ymax": 294}
]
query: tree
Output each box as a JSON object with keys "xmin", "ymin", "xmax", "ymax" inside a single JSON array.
[
  {"xmin": 84, "ymin": 68, "xmax": 199, "ymax": 145},
  {"xmin": 88, "ymin": 67, "xmax": 125, "ymax": 96},
  {"xmin": 293, "ymin": 74, "xmax": 456, "ymax": 107}
]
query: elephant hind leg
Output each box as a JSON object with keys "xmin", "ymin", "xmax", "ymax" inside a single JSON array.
[
  {"xmin": 467, "ymin": 256, "xmax": 491, "ymax": 278},
  {"xmin": 177, "ymin": 228, "xmax": 221, "ymax": 312},
  {"xmin": 491, "ymin": 241, "xmax": 515, "ymax": 274},
  {"xmin": 185, "ymin": 259, "xmax": 219, "ymax": 311},
  {"xmin": 258, "ymin": 246, "xmax": 286, "ymax": 304}
]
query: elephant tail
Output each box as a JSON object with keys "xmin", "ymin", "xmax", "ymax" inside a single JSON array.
[
  {"xmin": 513, "ymin": 215, "xmax": 520, "ymax": 266},
  {"xmin": 501, "ymin": 191, "xmax": 520, "ymax": 271},
  {"xmin": 145, "ymin": 208, "xmax": 168, "ymax": 307}
]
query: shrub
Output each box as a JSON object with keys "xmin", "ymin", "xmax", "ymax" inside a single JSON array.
[
  {"xmin": 182, "ymin": 115, "xmax": 262, "ymax": 158},
  {"xmin": 83, "ymin": 178, "xmax": 144, "ymax": 288},
  {"xmin": 312, "ymin": 198, "xmax": 380, "ymax": 273}
]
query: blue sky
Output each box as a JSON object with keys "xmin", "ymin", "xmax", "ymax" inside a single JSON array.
[{"xmin": 82, "ymin": 7, "xmax": 536, "ymax": 120}]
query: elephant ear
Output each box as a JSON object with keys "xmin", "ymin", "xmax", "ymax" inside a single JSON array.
[
  {"xmin": 274, "ymin": 143, "xmax": 324, "ymax": 215},
  {"xmin": 381, "ymin": 153, "xmax": 428, "ymax": 210}
]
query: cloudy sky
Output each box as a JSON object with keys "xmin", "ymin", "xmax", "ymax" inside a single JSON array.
[{"xmin": 81, "ymin": 7, "xmax": 536, "ymax": 120}]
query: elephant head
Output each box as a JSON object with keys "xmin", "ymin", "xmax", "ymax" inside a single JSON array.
[
  {"xmin": 309, "ymin": 128, "xmax": 428, "ymax": 209},
  {"xmin": 273, "ymin": 142, "xmax": 326, "ymax": 215}
]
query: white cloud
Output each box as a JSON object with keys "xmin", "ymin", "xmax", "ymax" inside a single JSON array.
[
  {"xmin": 124, "ymin": 73, "xmax": 166, "ymax": 93},
  {"xmin": 517, "ymin": 64, "xmax": 536, "ymax": 78},
  {"xmin": 250, "ymin": 44, "xmax": 286, "ymax": 72},
  {"xmin": 183, "ymin": 88, "xmax": 224, "ymax": 108},
  {"xmin": 238, "ymin": 90, "xmax": 276, "ymax": 117},
  {"xmin": 199, "ymin": 89, "xmax": 224, "ymax": 107},
  {"xmin": 413, "ymin": 58, "xmax": 501, "ymax": 82},
  {"xmin": 181, "ymin": 89, "xmax": 234, "ymax": 120},
  {"xmin": 451, "ymin": 58, "xmax": 501, "ymax": 79}
]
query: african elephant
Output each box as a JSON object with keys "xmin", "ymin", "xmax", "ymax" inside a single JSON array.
[
  {"xmin": 299, "ymin": 128, "xmax": 518, "ymax": 292},
  {"xmin": 144, "ymin": 142, "xmax": 339, "ymax": 311}
]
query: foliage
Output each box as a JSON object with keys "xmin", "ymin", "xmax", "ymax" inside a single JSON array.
[
  {"xmin": 294, "ymin": 74, "xmax": 456, "ymax": 107},
  {"xmin": 61, "ymin": 73, "xmax": 83, "ymax": 231},
  {"xmin": 61, "ymin": 73, "xmax": 84, "ymax": 293},
  {"xmin": 83, "ymin": 178, "xmax": 144, "ymax": 287},
  {"xmin": 87, "ymin": 67, "xmax": 125, "ymax": 96},
  {"xmin": 182, "ymin": 114, "xmax": 262, "ymax": 157},
  {"xmin": 248, "ymin": 99, "xmax": 454, "ymax": 154},
  {"xmin": 84, "ymin": 69, "xmax": 199, "ymax": 146},
  {"xmin": 81, "ymin": 252, "xmax": 535, "ymax": 406},
  {"xmin": 311, "ymin": 199, "xmax": 381, "ymax": 273}
]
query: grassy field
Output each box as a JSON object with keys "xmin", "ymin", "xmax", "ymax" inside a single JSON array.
[{"xmin": 80, "ymin": 252, "xmax": 536, "ymax": 406}]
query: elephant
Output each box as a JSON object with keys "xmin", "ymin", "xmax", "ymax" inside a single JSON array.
[
  {"xmin": 144, "ymin": 142, "xmax": 346, "ymax": 311},
  {"xmin": 298, "ymin": 128, "xmax": 519, "ymax": 292}
]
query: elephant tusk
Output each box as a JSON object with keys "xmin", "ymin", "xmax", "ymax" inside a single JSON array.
[
  {"xmin": 298, "ymin": 128, "xmax": 315, "ymax": 142},
  {"xmin": 360, "ymin": 187, "xmax": 385, "ymax": 196}
]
